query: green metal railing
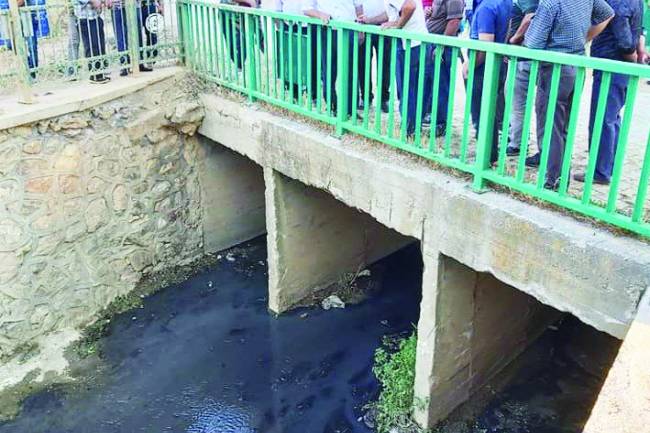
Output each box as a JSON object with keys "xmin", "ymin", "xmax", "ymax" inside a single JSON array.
[
  {"xmin": 178, "ymin": 1, "xmax": 650, "ymax": 239},
  {"xmin": 0, "ymin": 0, "xmax": 181, "ymax": 91}
]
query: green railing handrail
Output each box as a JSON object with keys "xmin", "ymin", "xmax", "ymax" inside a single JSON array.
[
  {"xmin": 177, "ymin": 0, "xmax": 650, "ymax": 239},
  {"xmin": 183, "ymin": 1, "xmax": 650, "ymax": 79}
]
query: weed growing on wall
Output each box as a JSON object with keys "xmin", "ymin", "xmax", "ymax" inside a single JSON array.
[{"xmin": 372, "ymin": 331, "xmax": 420, "ymax": 433}]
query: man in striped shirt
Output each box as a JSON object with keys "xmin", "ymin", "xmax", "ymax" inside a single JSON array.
[{"xmin": 524, "ymin": 0, "xmax": 614, "ymax": 190}]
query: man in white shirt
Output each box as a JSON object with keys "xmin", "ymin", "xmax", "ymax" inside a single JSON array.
[
  {"xmin": 361, "ymin": 0, "xmax": 429, "ymax": 135},
  {"xmin": 356, "ymin": 0, "xmax": 391, "ymax": 113},
  {"xmin": 267, "ymin": 0, "xmax": 319, "ymax": 103},
  {"xmin": 303, "ymin": 0, "xmax": 361, "ymax": 117}
]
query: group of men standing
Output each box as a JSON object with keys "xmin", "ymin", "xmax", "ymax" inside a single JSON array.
[
  {"xmin": 246, "ymin": 0, "xmax": 648, "ymax": 190},
  {"xmin": 69, "ymin": 0, "xmax": 162, "ymax": 83}
]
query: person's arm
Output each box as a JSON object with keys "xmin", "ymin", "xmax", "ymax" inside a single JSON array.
[
  {"xmin": 382, "ymin": 0, "xmax": 416, "ymax": 29},
  {"xmin": 638, "ymin": 34, "xmax": 649, "ymax": 63},
  {"xmin": 524, "ymin": 1, "xmax": 556, "ymax": 49},
  {"xmin": 443, "ymin": 0, "xmax": 464, "ymax": 36},
  {"xmin": 303, "ymin": 0, "xmax": 330, "ymax": 24},
  {"xmin": 509, "ymin": 12, "xmax": 535, "ymax": 44},
  {"xmin": 235, "ymin": 0, "xmax": 257, "ymax": 6},
  {"xmin": 444, "ymin": 18, "xmax": 461, "ymax": 36},
  {"xmin": 359, "ymin": 11, "xmax": 389, "ymax": 24},
  {"xmin": 587, "ymin": 0, "xmax": 615, "ymax": 41}
]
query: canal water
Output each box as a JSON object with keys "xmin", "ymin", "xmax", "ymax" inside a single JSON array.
[
  {"xmin": 0, "ymin": 238, "xmax": 617, "ymax": 433},
  {"xmin": 0, "ymin": 238, "xmax": 422, "ymax": 433}
]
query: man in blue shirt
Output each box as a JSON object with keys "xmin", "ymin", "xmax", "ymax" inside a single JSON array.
[
  {"xmin": 573, "ymin": 0, "xmax": 645, "ymax": 184},
  {"xmin": 523, "ymin": 0, "xmax": 614, "ymax": 190},
  {"xmin": 464, "ymin": 0, "xmax": 512, "ymax": 163}
]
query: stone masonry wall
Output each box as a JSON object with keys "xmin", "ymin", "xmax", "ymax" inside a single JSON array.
[{"xmin": 0, "ymin": 77, "xmax": 205, "ymax": 360}]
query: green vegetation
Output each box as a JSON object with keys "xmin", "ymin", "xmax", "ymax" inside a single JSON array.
[
  {"xmin": 73, "ymin": 293, "xmax": 144, "ymax": 359},
  {"xmin": 372, "ymin": 331, "xmax": 421, "ymax": 433}
]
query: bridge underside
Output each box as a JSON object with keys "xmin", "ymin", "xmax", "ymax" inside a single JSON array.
[{"xmin": 196, "ymin": 93, "xmax": 650, "ymax": 427}]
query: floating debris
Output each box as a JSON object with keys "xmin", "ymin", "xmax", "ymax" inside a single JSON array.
[{"xmin": 321, "ymin": 295, "xmax": 345, "ymax": 310}]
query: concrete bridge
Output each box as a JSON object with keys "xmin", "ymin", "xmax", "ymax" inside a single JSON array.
[
  {"xmin": 195, "ymin": 92, "xmax": 650, "ymax": 427},
  {"xmin": 1, "ymin": 69, "xmax": 649, "ymax": 430}
]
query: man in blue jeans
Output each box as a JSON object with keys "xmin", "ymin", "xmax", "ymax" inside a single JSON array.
[
  {"xmin": 464, "ymin": 0, "xmax": 511, "ymax": 163},
  {"xmin": 504, "ymin": 0, "xmax": 538, "ymax": 156},
  {"xmin": 524, "ymin": 0, "xmax": 614, "ymax": 190},
  {"xmin": 423, "ymin": 0, "xmax": 464, "ymax": 137},
  {"xmin": 573, "ymin": 0, "xmax": 645, "ymax": 185}
]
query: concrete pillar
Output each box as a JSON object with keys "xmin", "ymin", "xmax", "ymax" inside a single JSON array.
[
  {"xmin": 265, "ymin": 168, "xmax": 412, "ymax": 314},
  {"xmin": 583, "ymin": 289, "xmax": 650, "ymax": 433},
  {"xmin": 198, "ymin": 137, "xmax": 266, "ymax": 253},
  {"xmin": 414, "ymin": 244, "xmax": 562, "ymax": 428}
]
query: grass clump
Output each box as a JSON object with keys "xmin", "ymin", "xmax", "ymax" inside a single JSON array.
[{"xmin": 372, "ymin": 331, "xmax": 420, "ymax": 433}]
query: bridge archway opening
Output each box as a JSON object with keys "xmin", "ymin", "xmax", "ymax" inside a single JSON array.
[{"xmin": 417, "ymin": 255, "xmax": 622, "ymax": 431}]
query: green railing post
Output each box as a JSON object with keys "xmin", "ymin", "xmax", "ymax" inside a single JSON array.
[
  {"xmin": 8, "ymin": 0, "xmax": 34, "ymax": 103},
  {"xmin": 126, "ymin": 0, "xmax": 141, "ymax": 76},
  {"xmin": 472, "ymin": 52, "xmax": 499, "ymax": 191},
  {"xmin": 335, "ymin": 26, "xmax": 349, "ymax": 136},
  {"xmin": 244, "ymin": 12, "xmax": 257, "ymax": 101}
]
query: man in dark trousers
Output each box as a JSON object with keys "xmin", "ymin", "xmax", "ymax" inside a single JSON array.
[
  {"xmin": 524, "ymin": 0, "xmax": 614, "ymax": 190},
  {"xmin": 356, "ymin": 0, "xmax": 391, "ymax": 113},
  {"xmin": 573, "ymin": 0, "xmax": 645, "ymax": 185},
  {"xmin": 463, "ymin": 0, "xmax": 511, "ymax": 163},
  {"xmin": 76, "ymin": 0, "xmax": 109, "ymax": 83},
  {"xmin": 423, "ymin": 0, "xmax": 465, "ymax": 137},
  {"xmin": 303, "ymin": 0, "xmax": 360, "ymax": 118}
]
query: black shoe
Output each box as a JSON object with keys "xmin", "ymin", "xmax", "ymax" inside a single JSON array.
[
  {"xmin": 120, "ymin": 69, "xmax": 129, "ymax": 77},
  {"xmin": 434, "ymin": 124, "xmax": 446, "ymax": 137},
  {"xmin": 543, "ymin": 178, "xmax": 560, "ymax": 191},
  {"xmin": 525, "ymin": 153, "xmax": 541, "ymax": 167},
  {"xmin": 380, "ymin": 101, "xmax": 389, "ymax": 114},
  {"xmin": 139, "ymin": 65, "xmax": 153, "ymax": 72},
  {"xmin": 573, "ymin": 172, "xmax": 610, "ymax": 185},
  {"xmin": 90, "ymin": 75, "xmax": 110, "ymax": 84},
  {"xmin": 506, "ymin": 146, "xmax": 520, "ymax": 156}
]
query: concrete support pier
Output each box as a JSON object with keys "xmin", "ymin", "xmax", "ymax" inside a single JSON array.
[
  {"xmin": 414, "ymin": 242, "xmax": 562, "ymax": 427},
  {"xmin": 265, "ymin": 168, "xmax": 412, "ymax": 313}
]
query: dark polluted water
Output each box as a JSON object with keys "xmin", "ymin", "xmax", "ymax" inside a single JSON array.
[
  {"xmin": 0, "ymin": 237, "xmax": 618, "ymax": 433},
  {"xmin": 0, "ymin": 238, "xmax": 423, "ymax": 433}
]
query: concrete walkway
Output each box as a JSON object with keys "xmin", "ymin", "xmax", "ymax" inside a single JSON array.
[{"xmin": 0, "ymin": 67, "xmax": 184, "ymax": 130}]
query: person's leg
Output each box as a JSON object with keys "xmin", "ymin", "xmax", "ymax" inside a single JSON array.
[
  {"xmin": 406, "ymin": 45, "xmax": 422, "ymax": 135},
  {"xmin": 469, "ymin": 60, "xmax": 485, "ymax": 132},
  {"xmin": 508, "ymin": 60, "xmax": 531, "ymax": 152},
  {"xmin": 422, "ymin": 44, "xmax": 433, "ymax": 119},
  {"xmin": 357, "ymin": 36, "xmax": 370, "ymax": 107},
  {"xmin": 98, "ymin": 16, "xmax": 107, "ymax": 71},
  {"xmin": 321, "ymin": 28, "xmax": 337, "ymax": 113},
  {"xmin": 534, "ymin": 64, "xmax": 552, "ymax": 156},
  {"xmin": 87, "ymin": 18, "xmax": 102, "ymax": 79},
  {"xmin": 308, "ymin": 24, "xmax": 319, "ymax": 102},
  {"xmin": 78, "ymin": 19, "xmax": 93, "ymax": 76},
  {"xmin": 112, "ymin": 7, "xmax": 129, "ymax": 70},
  {"xmin": 378, "ymin": 35, "xmax": 391, "ymax": 109},
  {"xmin": 545, "ymin": 65, "xmax": 577, "ymax": 187},
  {"xmin": 436, "ymin": 46, "xmax": 453, "ymax": 131},
  {"xmin": 593, "ymin": 71, "xmax": 628, "ymax": 181}
]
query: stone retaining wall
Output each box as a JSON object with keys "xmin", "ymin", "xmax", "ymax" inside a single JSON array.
[{"xmin": 0, "ymin": 77, "xmax": 205, "ymax": 361}]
